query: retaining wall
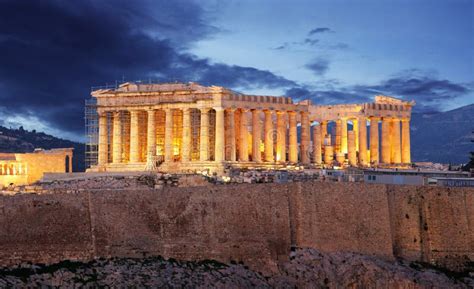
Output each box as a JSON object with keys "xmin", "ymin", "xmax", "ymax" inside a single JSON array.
[{"xmin": 0, "ymin": 182, "xmax": 472, "ymax": 272}]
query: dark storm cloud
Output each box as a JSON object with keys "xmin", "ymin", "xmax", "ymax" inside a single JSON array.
[
  {"xmin": 285, "ymin": 86, "xmax": 371, "ymax": 104},
  {"xmin": 308, "ymin": 27, "xmax": 332, "ymax": 35},
  {"xmin": 285, "ymin": 69, "xmax": 470, "ymax": 111},
  {"xmin": 0, "ymin": 0, "xmax": 295, "ymax": 137},
  {"xmin": 305, "ymin": 58, "xmax": 329, "ymax": 75}
]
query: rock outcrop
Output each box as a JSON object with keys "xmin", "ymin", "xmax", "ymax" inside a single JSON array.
[{"xmin": 0, "ymin": 249, "xmax": 471, "ymax": 288}]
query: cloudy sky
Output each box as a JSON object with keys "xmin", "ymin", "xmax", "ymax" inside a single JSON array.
[{"xmin": 0, "ymin": 0, "xmax": 472, "ymax": 141}]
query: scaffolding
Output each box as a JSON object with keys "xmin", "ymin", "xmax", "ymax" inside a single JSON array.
[{"xmin": 85, "ymin": 98, "xmax": 99, "ymax": 169}]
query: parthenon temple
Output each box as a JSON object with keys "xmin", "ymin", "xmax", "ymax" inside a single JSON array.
[{"xmin": 87, "ymin": 82, "xmax": 414, "ymax": 173}]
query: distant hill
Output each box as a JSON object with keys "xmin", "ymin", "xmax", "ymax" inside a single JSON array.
[
  {"xmin": 411, "ymin": 104, "xmax": 474, "ymax": 164},
  {"xmin": 0, "ymin": 126, "xmax": 85, "ymax": 172}
]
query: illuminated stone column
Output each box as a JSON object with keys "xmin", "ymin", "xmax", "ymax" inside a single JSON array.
[
  {"xmin": 252, "ymin": 109, "xmax": 262, "ymax": 162},
  {"xmin": 182, "ymin": 108, "xmax": 191, "ymax": 162},
  {"xmin": 370, "ymin": 117, "xmax": 380, "ymax": 165},
  {"xmin": 288, "ymin": 111, "xmax": 298, "ymax": 163},
  {"xmin": 112, "ymin": 111, "xmax": 122, "ymax": 163},
  {"xmin": 320, "ymin": 121, "xmax": 327, "ymax": 147},
  {"xmin": 228, "ymin": 109, "xmax": 236, "ymax": 161},
  {"xmin": 300, "ymin": 112, "xmax": 310, "ymax": 164},
  {"xmin": 264, "ymin": 110, "xmax": 274, "ymax": 162},
  {"xmin": 129, "ymin": 110, "xmax": 140, "ymax": 163},
  {"xmin": 358, "ymin": 117, "xmax": 368, "ymax": 166},
  {"xmin": 402, "ymin": 118, "xmax": 411, "ymax": 164},
  {"xmin": 352, "ymin": 119, "xmax": 359, "ymax": 151},
  {"xmin": 324, "ymin": 145, "xmax": 334, "ymax": 165},
  {"xmin": 276, "ymin": 111, "xmax": 287, "ymax": 162},
  {"xmin": 68, "ymin": 155, "xmax": 73, "ymax": 173},
  {"xmin": 341, "ymin": 118, "xmax": 348, "ymax": 154},
  {"xmin": 348, "ymin": 130, "xmax": 357, "ymax": 166},
  {"xmin": 335, "ymin": 120, "xmax": 342, "ymax": 153},
  {"xmin": 148, "ymin": 109, "xmax": 158, "ymax": 163},
  {"xmin": 98, "ymin": 112, "xmax": 108, "ymax": 165},
  {"xmin": 215, "ymin": 107, "xmax": 225, "ymax": 162},
  {"xmin": 313, "ymin": 124, "xmax": 322, "ymax": 164},
  {"xmin": 239, "ymin": 109, "xmax": 249, "ymax": 161},
  {"xmin": 391, "ymin": 118, "xmax": 401, "ymax": 164},
  {"xmin": 200, "ymin": 108, "xmax": 210, "ymax": 161},
  {"xmin": 381, "ymin": 117, "xmax": 391, "ymax": 164}
]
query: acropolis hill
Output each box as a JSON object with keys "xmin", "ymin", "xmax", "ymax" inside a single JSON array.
[{"xmin": 87, "ymin": 82, "xmax": 414, "ymax": 173}]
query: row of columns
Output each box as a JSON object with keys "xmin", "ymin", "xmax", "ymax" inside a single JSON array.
[
  {"xmin": 98, "ymin": 109, "xmax": 411, "ymax": 167},
  {"xmin": 315, "ymin": 117, "xmax": 411, "ymax": 166},
  {"xmin": 0, "ymin": 163, "xmax": 27, "ymax": 175}
]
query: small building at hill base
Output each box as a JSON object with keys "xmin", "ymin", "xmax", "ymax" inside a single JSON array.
[{"xmin": 0, "ymin": 148, "xmax": 73, "ymax": 187}]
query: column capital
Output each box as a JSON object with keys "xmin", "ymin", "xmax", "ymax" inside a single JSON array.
[
  {"xmin": 240, "ymin": 108, "xmax": 250, "ymax": 113},
  {"xmin": 264, "ymin": 109, "xmax": 273, "ymax": 115},
  {"xmin": 370, "ymin": 116, "xmax": 381, "ymax": 121},
  {"xmin": 276, "ymin": 110, "xmax": 287, "ymax": 115},
  {"xmin": 401, "ymin": 117, "xmax": 410, "ymax": 122},
  {"xmin": 226, "ymin": 107, "xmax": 237, "ymax": 113},
  {"xmin": 200, "ymin": 107, "xmax": 211, "ymax": 113},
  {"xmin": 213, "ymin": 106, "xmax": 225, "ymax": 112}
]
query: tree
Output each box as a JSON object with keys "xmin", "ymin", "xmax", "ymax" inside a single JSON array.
[{"xmin": 462, "ymin": 130, "xmax": 474, "ymax": 171}]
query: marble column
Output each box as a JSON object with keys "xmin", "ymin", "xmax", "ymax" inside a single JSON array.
[
  {"xmin": 300, "ymin": 112, "xmax": 310, "ymax": 164},
  {"xmin": 358, "ymin": 117, "xmax": 368, "ymax": 166},
  {"xmin": 370, "ymin": 117, "xmax": 380, "ymax": 165},
  {"xmin": 335, "ymin": 120, "xmax": 342, "ymax": 153},
  {"xmin": 112, "ymin": 111, "xmax": 122, "ymax": 163},
  {"xmin": 341, "ymin": 118, "xmax": 348, "ymax": 154},
  {"xmin": 324, "ymin": 145, "xmax": 334, "ymax": 165},
  {"xmin": 182, "ymin": 108, "xmax": 191, "ymax": 162},
  {"xmin": 129, "ymin": 110, "xmax": 140, "ymax": 163},
  {"xmin": 381, "ymin": 117, "xmax": 391, "ymax": 164},
  {"xmin": 313, "ymin": 124, "xmax": 322, "ymax": 164},
  {"xmin": 391, "ymin": 118, "xmax": 401, "ymax": 164},
  {"xmin": 148, "ymin": 109, "xmax": 158, "ymax": 163},
  {"xmin": 264, "ymin": 110, "xmax": 274, "ymax": 162},
  {"xmin": 353, "ymin": 119, "xmax": 359, "ymax": 151},
  {"xmin": 401, "ymin": 118, "xmax": 411, "ymax": 164},
  {"xmin": 276, "ymin": 111, "xmax": 287, "ymax": 162},
  {"xmin": 252, "ymin": 109, "xmax": 262, "ymax": 162},
  {"xmin": 320, "ymin": 121, "xmax": 328, "ymax": 147},
  {"xmin": 98, "ymin": 112, "xmax": 108, "ymax": 165},
  {"xmin": 68, "ymin": 155, "xmax": 73, "ymax": 173},
  {"xmin": 288, "ymin": 112, "xmax": 298, "ymax": 163},
  {"xmin": 239, "ymin": 109, "xmax": 249, "ymax": 161},
  {"xmin": 200, "ymin": 108, "xmax": 210, "ymax": 161},
  {"xmin": 228, "ymin": 109, "xmax": 237, "ymax": 161},
  {"xmin": 348, "ymin": 130, "xmax": 357, "ymax": 166},
  {"xmin": 215, "ymin": 107, "xmax": 225, "ymax": 162}
]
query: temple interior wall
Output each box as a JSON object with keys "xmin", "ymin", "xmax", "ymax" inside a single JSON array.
[{"xmin": 1, "ymin": 182, "xmax": 472, "ymax": 272}]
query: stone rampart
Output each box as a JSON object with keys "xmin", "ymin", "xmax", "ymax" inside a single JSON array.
[{"xmin": 0, "ymin": 182, "xmax": 472, "ymax": 272}]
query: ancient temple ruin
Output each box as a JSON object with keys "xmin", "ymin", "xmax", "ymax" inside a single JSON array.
[
  {"xmin": 0, "ymin": 148, "xmax": 73, "ymax": 187},
  {"xmin": 86, "ymin": 82, "xmax": 414, "ymax": 173}
]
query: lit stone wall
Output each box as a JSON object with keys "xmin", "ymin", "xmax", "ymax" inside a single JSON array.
[
  {"xmin": 0, "ymin": 149, "xmax": 73, "ymax": 187},
  {"xmin": 0, "ymin": 182, "xmax": 472, "ymax": 272}
]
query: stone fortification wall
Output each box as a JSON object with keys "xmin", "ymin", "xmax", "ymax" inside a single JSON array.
[{"xmin": 0, "ymin": 182, "xmax": 472, "ymax": 272}]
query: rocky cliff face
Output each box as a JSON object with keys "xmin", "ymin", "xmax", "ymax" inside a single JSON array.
[{"xmin": 0, "ymin": 249, "xmax": 471, "ymax": 288}]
